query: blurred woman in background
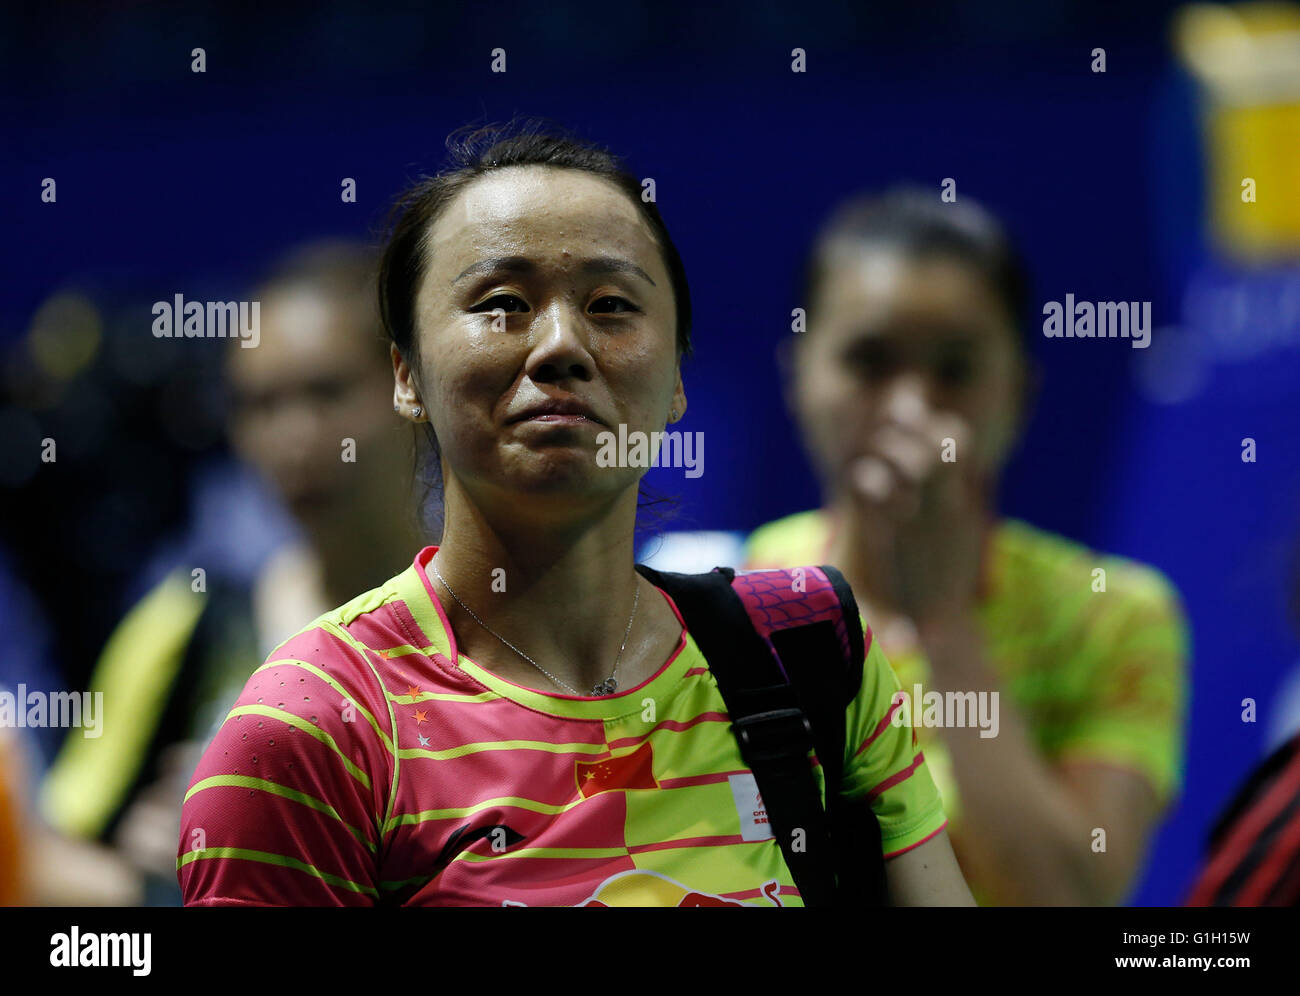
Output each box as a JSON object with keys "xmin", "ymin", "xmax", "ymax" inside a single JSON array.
[
  {"xmin": 38, "ymin": 244, "xmax": 420, "ymax": 904},
  {"xmin": 747, "ymin": 188, "xmax": 1190, "ymax": 905},
  {"xmin": 0, "ymin": 728, "xmax": 26, "ymax": 904}
]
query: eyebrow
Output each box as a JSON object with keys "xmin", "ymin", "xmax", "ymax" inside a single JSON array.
[{"xmin": 452, "ymin": 255, "xmax": 657, "ymax": 287}]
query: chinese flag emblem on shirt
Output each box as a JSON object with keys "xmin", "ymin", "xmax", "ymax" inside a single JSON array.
[{"xmin": 576, "ymin": 742, "xmax": 659, "ymax": 798}]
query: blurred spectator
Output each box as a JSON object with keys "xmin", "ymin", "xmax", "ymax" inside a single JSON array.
[
  {"xmin": 0, "ymin": 727, "xmax": 24, "ymax": 904},
  {"xmin": 1187, "ymin": 529, "xmax": 1300, "ymax": 906},
  {"xmin": 37, "ymin": 242, "xmax": 422, "ymax": 905},
  {"xmin": 0, "ymin": 710, "xmax": 142, "ymax": 906},
  {"xmin": 745, "ymin": 188, "xmax": 1190, "ymax": 905},
  {"xmin": 1185, "ymin": 730, "xmax": 1300, "ymax": 906}
]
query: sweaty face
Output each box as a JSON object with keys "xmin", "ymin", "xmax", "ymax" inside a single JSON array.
[
  {"xmin": 228, "ymin": 287, "xmax": 395, "ymax": 526},
  {"xmin": 793, "ymin": 247, "xmax": 1023, "ymax": 500},
  {"xmin": 407, "ymin": 166, "xmax": 685, "ymax": 510}
]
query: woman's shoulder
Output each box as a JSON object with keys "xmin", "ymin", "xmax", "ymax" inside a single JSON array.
[
  {"xmin": 743, "ymin": 509, "xmax": 829, "ymax": 568},
  {"xmin": 993, "ymin": 517, "xmax": 1186, "ymax": 617},
  {"xmin": 259, "ymin": 558, "xmax": 434, "ymax": 693}
]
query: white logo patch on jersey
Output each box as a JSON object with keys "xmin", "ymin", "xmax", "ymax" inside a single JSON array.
[{"xmin": 729, "ymin": 771, "xmax": 773, "ymax": 841}]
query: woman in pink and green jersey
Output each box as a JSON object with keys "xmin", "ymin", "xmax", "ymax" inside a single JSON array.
[
  {"xmin": 746, "ymin": 188, "xmax": 1190, "ymax": 905},
  {"xmin": 176, "ymin": 124, "xmax": 974, "ymax": 907}
]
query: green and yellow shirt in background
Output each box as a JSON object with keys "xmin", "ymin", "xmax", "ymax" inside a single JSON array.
[{"xmin": 746, "ymin": 511, "xmax": 1190, "ymax": 905}]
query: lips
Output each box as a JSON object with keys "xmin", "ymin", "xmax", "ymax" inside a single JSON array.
[{"xmin": 507, "ymin": 399, "xmax": 604, "ymax": 426}]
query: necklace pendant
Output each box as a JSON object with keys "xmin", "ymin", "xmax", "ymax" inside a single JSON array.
[{"xmin": 591, "ymin": 677, "xmax": 618, "ymax": 696}]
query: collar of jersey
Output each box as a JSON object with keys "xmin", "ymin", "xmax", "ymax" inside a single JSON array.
[{"xmin": 396, "ymin": 545, "xmax": 695, "ymax": 720}]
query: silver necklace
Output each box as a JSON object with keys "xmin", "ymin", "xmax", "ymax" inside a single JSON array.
[{"xmin": 429, "ymin": 558, "xmax": 639, "ymax": 696}]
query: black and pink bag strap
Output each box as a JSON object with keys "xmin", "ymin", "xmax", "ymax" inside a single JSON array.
[{"xmin": 634, "ymin": 562, "xmax": 883, "ymax": 906}]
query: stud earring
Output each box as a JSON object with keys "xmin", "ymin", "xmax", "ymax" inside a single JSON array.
[
  {"xmin": 412, "ymin": 406, "xmax": 422, "ymax": 418},
  {"xmin": 393, "ymin": 404, "xmax": 399, "ymax": 413}
]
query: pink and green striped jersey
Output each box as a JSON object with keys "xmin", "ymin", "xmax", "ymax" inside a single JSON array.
[{"xmin": 177, "ymin": 546, "xmax": 947, "ymax": 906}]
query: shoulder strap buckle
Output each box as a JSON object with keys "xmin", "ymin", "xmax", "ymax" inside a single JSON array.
[{"xmin": 731, "ymin": 707, "xmax": 814, "ymax": 763}]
